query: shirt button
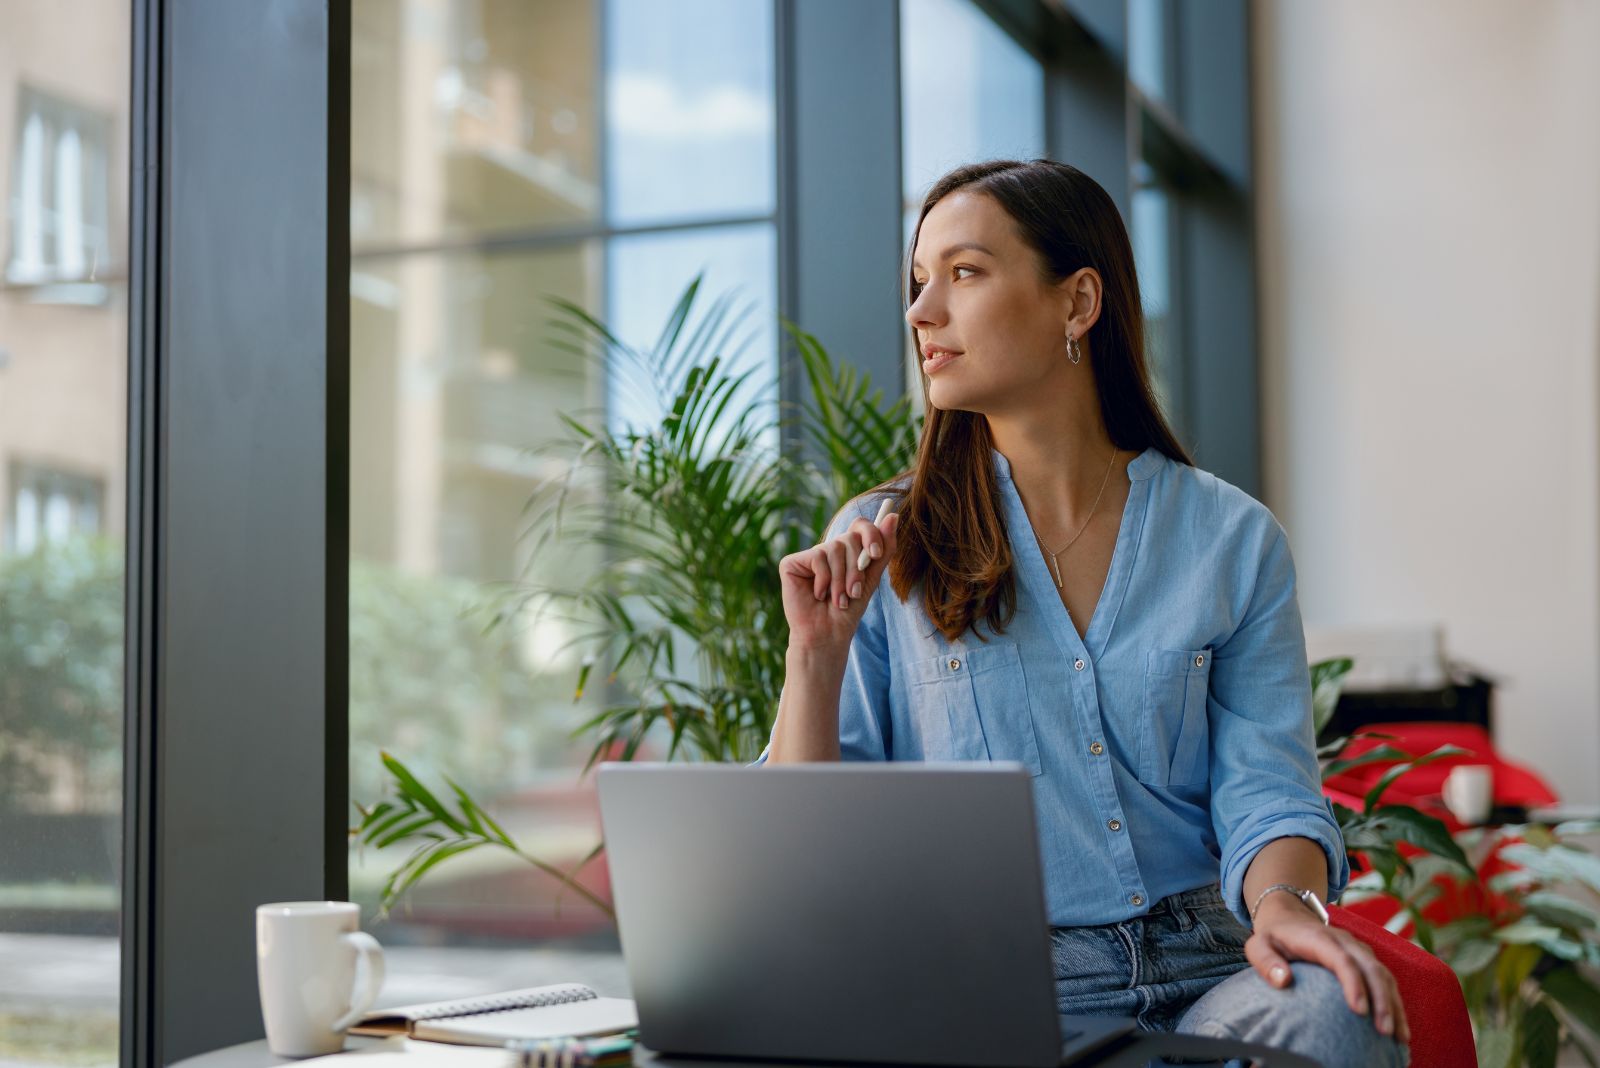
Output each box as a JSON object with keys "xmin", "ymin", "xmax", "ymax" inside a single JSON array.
[
  {"xmin": 1107, "ymin": 818, "xmax": 1122, "ymax": 831},
  {"xmin": 1194, "ymin": 654, "xmax": 1205, "ymax": 667},
  {"xmin": 948, "ymin": 658, "xmax": 961, "ymax": 671},
  {"xmin": 1089, "ymin": 741, "xmax": 1104, "ymax": 756},
  {"xmin": 1130, "ymin": 894, "xmax": 1144, "ymax": 907},
  {"xmin": 1074, "ymin": 659, "xmax": 1085, "ymax": 671}
]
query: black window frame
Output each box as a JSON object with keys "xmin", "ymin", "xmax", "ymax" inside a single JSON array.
[{"xmin": 123, "ymin": 1, "xmax": 350, "ymax": 1063}]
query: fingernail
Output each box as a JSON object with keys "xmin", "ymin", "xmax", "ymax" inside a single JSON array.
[
  {"xmin": 850, "ymin": 581, "xmax": 863, "ymax": 598},
  {"xmin": 1270, "ymin": 966, "xmax": 1286, "ymax": 985},
  {"xmin": 837, "ymin": 593, "xmax": 849, "ymax": 609},
  {"xmin": 1379, "ymin": 1015, "xmax": 1391, "ymax": 1034},
  {"xmin": 870, "ymin": 543, "xmax": 882, "ymax": 559},
  {"xmin": 1356, "ymin": 997, "xmax": 1368, "ymax": 1014}
]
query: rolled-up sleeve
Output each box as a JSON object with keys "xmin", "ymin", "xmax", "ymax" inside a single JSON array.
[
  {"xmin": 750, "ymin": 500, "xmax": 894, "ymax": 765},
  {"xmin": 1208, "ymin": 520, "xmax": 1350, "ymax": 926}
]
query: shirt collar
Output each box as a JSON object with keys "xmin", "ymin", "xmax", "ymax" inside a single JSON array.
[{"xmin": 990, "ymin": 445, "xmax": 1164, "ymax": 482}]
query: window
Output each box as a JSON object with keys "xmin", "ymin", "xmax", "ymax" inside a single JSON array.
[
  {"xmin": 349, "ymin": 0, "xmax": 775, "ymax": 989},
  {"xmin": 6, "ymin": 86, "xmax": 114, "ymax": 298},
  {"xmin": 7, "ymin": 461, "xmax": 105, "ymax": 554},
  {"xmin": 1128, "ymin": 0, "xmax": 1172, "ymax": 106},
  {"xmin": 900, "ymin": 0, "xmax": 1045, "ymax": 242}
]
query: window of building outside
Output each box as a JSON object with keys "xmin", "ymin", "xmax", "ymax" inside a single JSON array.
[
  {"xmin": 6, "ymin": 86, "xmax": 114, "ymax": 302},
  {"xmin": 8, "ymin": 462, "xmax": 105, "ymax": 555},
  {"xmin": 899, "ymin": 0, "xmax": 1044, "ymax": 407},
  {"xmin": 349, "ymin": 0, "xmax": 775, "ymax": 1002},
  {"xmin": 0, "ymin": 6, "xmax": 129, "ymax": 1067}
]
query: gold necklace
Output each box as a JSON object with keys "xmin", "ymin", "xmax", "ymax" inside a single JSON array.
[{"xmin": 1029, "ymin": 447, "xmax": 1119, "ymax": 589}]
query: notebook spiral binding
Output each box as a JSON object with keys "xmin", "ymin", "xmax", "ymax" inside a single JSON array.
[{"xmin": 411, "ymin": 983, "xmax": 596, "ymax": 1020}]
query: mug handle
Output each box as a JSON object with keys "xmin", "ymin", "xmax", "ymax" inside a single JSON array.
[{"xmin": 330, "ymin": 931, "xmax": 387, "ymax": 1034}]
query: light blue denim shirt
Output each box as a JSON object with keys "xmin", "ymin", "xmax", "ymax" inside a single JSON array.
[{"xmin": 755, "ymin": 444, "xmax": 1350, "ymax": 929}]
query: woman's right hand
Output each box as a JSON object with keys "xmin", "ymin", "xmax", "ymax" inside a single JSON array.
[{"xmin": 780, "ymin": 504, "xmax": 900, "ymax": 654}]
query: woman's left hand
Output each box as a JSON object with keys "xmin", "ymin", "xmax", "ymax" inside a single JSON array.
[{"xmin": 1247, "ymin": 897, "xmax": 1410, "ymax": 1044}]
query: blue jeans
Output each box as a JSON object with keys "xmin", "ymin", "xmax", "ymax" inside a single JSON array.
[{"xmin": 1050, "ymin": 882, "xmax": 1410, "ymax": 1068}]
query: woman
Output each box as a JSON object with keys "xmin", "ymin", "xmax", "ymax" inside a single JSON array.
[{"xmin": 757, "ymin": 159, "xmax": 1409, "ymax": 1068}]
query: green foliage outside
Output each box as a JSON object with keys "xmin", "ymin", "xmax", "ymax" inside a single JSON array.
[
  {"xmin": 0, "ymin": 536, "xmax": 123, "ymax": 812},
  {"xmin": 0, "ymin": 542, "xmax": 580, "ymax": 843},
  {"xmin": 348, "ymin": 557, "xmax": 597, "ymax": 804}
]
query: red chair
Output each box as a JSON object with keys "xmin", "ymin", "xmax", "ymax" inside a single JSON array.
[{"xmin": 1329, "ymin": 904, "xmax": 1476, "ymax": 1068}]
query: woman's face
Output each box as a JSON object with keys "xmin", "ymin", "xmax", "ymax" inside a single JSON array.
[{"xmin": 905, "ymin": 190, "xmax": 1073, "ymax": 415}]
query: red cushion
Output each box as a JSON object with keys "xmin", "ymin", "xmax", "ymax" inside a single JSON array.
[
  {"xmin": 1330, "ymin": 906, "xmax": 1476, "ymax": 1068},
  {"xmin": 1322, "ymin": 722, "xmax": 1559, "ymax": 830}
]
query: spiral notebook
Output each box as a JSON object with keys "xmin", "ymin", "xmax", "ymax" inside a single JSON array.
[{"xmin": 351, "ymin": 983, "xmax": 638, "ymax": 1047}]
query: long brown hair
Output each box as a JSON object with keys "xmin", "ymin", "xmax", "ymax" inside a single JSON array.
[{"xmin": 870, "ymin": 158, "xmax": 1193, "ymax": 643}]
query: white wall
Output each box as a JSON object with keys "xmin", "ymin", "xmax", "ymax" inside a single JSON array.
[{"xmin": 1254, "ymin": 0, "xmax": 1600, "ymax": 804}]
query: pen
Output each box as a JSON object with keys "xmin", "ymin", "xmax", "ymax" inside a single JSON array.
[{"xmin": 856, "ymin": 498, "xmax": 894, "ymax": 571}]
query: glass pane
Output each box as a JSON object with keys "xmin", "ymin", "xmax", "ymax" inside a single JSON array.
[
  {"xmin": 350, "ymin": 244, "xmax": 628, "ymax": 974},
  {"xmin": 351, "ymin": 0, "xmax": 779, "ymax": 1001},
  {"xmin": 0, "ymin": 5, "xmax": 129, "ymax": 1065},
  {"xmin": 604, "ymin": 0, "xmax": 775, "ymax": 228},
  {"xmin": 1131, "ymin": 181, "xmax": 1174, "ymax": 415},
  {"xmin": 350, "ymin": 244, "xmax": 611, "ymax": 920},
  {"xmin": 1128, "ymin": 0, "xmax": 1170, "ymax": 104},
  {"xmin": 349, "ymin": 228, "xmax": 779, "ymax": 967},
  {"xmin": 352, "ymin": 0, "xmax": 602, "ymax": 248},
  {"xmin": 900, "ymin": 0, "xmax": 1044, "ymax": 224}
]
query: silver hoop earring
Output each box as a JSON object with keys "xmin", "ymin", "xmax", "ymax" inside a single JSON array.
[{"xmin": 1066, "ymin": 335, "xmax": 1082, "ymax": 365}]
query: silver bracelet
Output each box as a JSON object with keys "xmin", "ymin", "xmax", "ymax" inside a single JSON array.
[{"xmin": 1249, "ymin": 883, "xmax": 1330, "ymax": 925}]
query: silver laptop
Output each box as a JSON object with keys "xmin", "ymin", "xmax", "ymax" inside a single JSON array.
[{"xmin": 596, "ymin": 762, "xmax": 1136, "ymax": 1067}]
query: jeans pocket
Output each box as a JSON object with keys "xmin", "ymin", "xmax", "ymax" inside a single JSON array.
[
  {"xmin": 1188, "ymin": 898, "xmax": 1251, "ymax": 956},
  {"xmin": 1049, "ymin": 924, "xmax": 1127, "ymax": 990},
  {"xmin": 1140, "ymin": 647, "xmax": 1212, "ymax": 786},
  {"xmin": 909, "ymin": 642, "xmax": 1042, "ymax": 775}
]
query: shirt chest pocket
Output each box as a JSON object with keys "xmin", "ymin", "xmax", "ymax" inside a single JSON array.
[
  {"xmin": 1140, "ymin": 647, "xmax": 1213, "ymax": 786},
  {"xmin": 908, "ymin": 642, "xmax": 1042, "ymax": 776}
]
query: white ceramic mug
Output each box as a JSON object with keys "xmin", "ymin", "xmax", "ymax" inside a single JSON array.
[
  {"xmin": 1442, "ymin": 764, "xmax": 1494, "ymax": 825},
  {"xmin": 256, "ymin": 901, "xmax": 386, "ymax": 1057}
]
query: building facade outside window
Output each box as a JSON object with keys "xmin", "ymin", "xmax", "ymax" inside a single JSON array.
[
  {"xmin": 7, "ymin": 461, "xmax": 105, "ymax": 554},
  {"xmin": 0, "ymin": 5, "xmax": 130, "ymax": 1066},
  {"xmin": 7, "ymin": 85, "xmax": 114, "ymax": 298}
]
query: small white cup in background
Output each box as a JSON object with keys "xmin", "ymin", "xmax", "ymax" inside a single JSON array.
[
  {"xmin": 256, "ymin": 901, "xmax": 386, "ymax": 1057},
  {"xmin": 1441, "ymin": 764, "xmax": 1494, "ymax": 826}
]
